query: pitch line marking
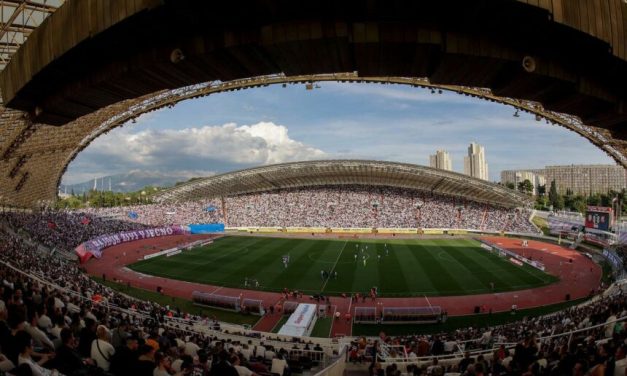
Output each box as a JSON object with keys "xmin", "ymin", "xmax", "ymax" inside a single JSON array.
[
  {"xmin": 320, "ymin": 241, "xmax": 347, "ymax": 293},
  {"xmin": 308, "ymin": 250, "xmax": 369, "ymax": 264}
]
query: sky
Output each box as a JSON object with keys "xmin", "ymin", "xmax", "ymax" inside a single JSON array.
[{"xmin": 62, "ymin": 82, "xmax": 616, "ymax": 185}]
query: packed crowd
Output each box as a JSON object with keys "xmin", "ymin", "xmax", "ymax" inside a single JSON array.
[
  {"xmin": 77, "ymin": 186, "xmax": 538, "ymax": 233},
  {"xmin": 80, "ymin": 201, "xmax": 223, "ymax": 228},
  {"xmin": 226, "ymin": 187, "xmax": 536, "ymax": 232},
  {"xmin": 0, "ymin": 216, "xmax": 622, "ymax": 375},
  {"xmin": 355, "ymin": 287, "xmax": 626, "ymax": 375},
  {"xmin": 0, "ymin": 211, "xmax": 148, "ymax": 252},
  {"xmin": 0, "ymin": 223, "xmax": 627, "ymax": 375},
  {"xmin": 0, "ymin": 231, "xmax": 321, "ymax": 376}
]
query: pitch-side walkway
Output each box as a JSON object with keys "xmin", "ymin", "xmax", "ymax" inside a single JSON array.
[{"xmin": 83, "ymin": 235, "xmax": 601, "ymax": 338}]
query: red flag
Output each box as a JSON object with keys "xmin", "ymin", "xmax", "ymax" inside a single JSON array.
[
  {"xmin": 47, "ymin": 221, "xmax": 56, "ymax": 229},
  {"xmin": 81, "ymin": 216, "xmax": 91, "ymax": 225}
]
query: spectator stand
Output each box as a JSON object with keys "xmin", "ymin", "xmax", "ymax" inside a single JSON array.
[{"xmin": 376, "ymin": 315, "xmax": 627, "ymax": 372}]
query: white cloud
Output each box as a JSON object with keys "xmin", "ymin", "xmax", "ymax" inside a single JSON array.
[
  {"xmin": 323, "ymin": 82, "xmax": 489, "ymax": 104},
  {"xmin": 63, "ymin": 122, "xmax": 326, "ymax": 183}
]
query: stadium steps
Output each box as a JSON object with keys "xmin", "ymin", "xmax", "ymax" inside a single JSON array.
[
  {"xmin": 343, "ymin": 363, "xmax": 371, "ymax": 375},
  {"xmin": 252, "ymin": 311, "xmax": 284, "ymax": 332}
]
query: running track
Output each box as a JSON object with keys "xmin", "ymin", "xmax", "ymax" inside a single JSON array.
[{"xmin": 83, "ymin": 235, "xmax": 601, "ymax": 337}]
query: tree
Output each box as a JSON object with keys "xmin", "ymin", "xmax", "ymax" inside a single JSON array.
[
  {"xmin": 572, "ymin": 196, "xmax": 587, "ymax": 213},
  {"xmin": 505, "ymin": 182, "xmax": 515, "ymax": 190},
  {"xmin": 555, "ymin": 195, "xmax": 565, "ymax": 210},
  {"xmin": 517, "ymin": 179, "xmax": 534, "ymax": 195},
  {"xmin": 587, "ymin": 194, "xmax": 602, "ymax": 206},
  {"xmin": 537, "ymin": 184, "xmax": 546, "ymax": 196},
  {"xmin": 535, "ymin": 195, "xmax": 548, "ymax": 210},
  {"xmin": 548, "ymin": 180, "xmax": 559, "ymax": 209}
]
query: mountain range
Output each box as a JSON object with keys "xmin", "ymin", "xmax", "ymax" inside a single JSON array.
[{"xmin": 59, "ymin": 170, "xmax": 212, "ymax": 194}]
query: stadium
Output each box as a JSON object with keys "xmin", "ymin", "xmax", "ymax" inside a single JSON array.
[{"xmin": 0, "ymin": 1, "xmax": 626, "ymax": 376}]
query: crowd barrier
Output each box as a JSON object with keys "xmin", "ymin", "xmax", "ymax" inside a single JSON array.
[
  {"xmin": 477, "ymin": 239, "xmax": 546, "ymax": 271},
  {"xmin": 142, "ymin": 238, "xmax": 214, "ymax": 260}
]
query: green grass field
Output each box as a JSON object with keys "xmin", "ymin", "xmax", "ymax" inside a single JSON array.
[{"xmin": 128, "ymin": 236, "xmax": 558, "ymax": 297}]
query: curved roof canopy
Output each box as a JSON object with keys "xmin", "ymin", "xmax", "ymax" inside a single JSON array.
[
  {"xmin": 154, "ymin": 160, "xmax": 532, "ymax": 209},
  {"xmin": 0, "ymin": 0, "xmax": 626, "ymax": 208}
]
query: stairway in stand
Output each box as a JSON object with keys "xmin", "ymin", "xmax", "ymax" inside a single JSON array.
[{"xmin": 343, "ymin": 362, "xmax": 371, "ymax": 375}]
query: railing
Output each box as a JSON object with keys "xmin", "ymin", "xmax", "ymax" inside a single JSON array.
[
  {"xmin": 3, "ymin": 230, "xmax": 625, "ymax": 374},
  {"xmin": 374, "ymin": 315, "xmax": 627, "ymax": 370},
  {"xmin": 313, "ymin": 344, "xmax": 348, "ymax": 376},
  {"xmin": 493, "ymin": 314, "xmax": 627, "ymax": 347},
  {"xmin": 0, "ymin": 257, "xmax": 340, "ymax": 366}
]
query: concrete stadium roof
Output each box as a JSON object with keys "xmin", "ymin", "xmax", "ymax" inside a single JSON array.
[
  {"xmin": 0, "ymin": 0, "xmax": 62, "ymax": 72},
  {"xmin": 154, "ymin": 160, "xmax": 532, "ymax": 208},
  {"xmin": 0, "ymin": 0, "xmax": 626, "ymax": 207}
]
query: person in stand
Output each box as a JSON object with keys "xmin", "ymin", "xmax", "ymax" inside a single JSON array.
[
  {"xmin": 54, "ymin": 328, "xmax": 92, "ymax": 375},
  {"xmin": 91, "ymin": 324, "xmax": 115, "ymax": 372},
  {"xmin": 368, "ymin": 340, "xmax": 380, "ymax": 376},
  {"xmin": 211, "ymin": 350, "xmax": 238, "ymax": 376},
  {"xmin": 15, "ymin": 331, "xmax": 56, "ymax": 376}
]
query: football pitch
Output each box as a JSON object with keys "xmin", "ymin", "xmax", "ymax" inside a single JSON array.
[{"xmin": 128, "ymin": 236, "xmax": 558, "ymax": 297}]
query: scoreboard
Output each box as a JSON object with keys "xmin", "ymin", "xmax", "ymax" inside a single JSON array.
[{"xmin": 585, "ymin": 206, "xmax": 613, "ymax": 231}]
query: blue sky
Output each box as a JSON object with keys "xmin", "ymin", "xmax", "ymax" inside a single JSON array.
[{"xmin": 62, "ymin": 82, "xmax": 616, "ymax": 184}]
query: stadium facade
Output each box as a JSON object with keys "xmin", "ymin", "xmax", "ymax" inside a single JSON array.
[{"xmin": 502, "ymin": 165, "xmax": 626, "ymax": 195}]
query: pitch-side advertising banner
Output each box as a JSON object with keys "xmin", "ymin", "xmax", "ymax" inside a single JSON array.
[{"xmin": 75, "ymin": 225, "xmax": 188, "ymax": 263}]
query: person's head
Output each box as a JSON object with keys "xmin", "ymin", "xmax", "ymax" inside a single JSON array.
[
  {"xmin": 61, "ymin": 327, "xmax": 75, "ymax": 347},
  {"xmin": 218, "ymin": 349, "xmax": 230, "ymax": 362},
  {"xmin": 84, "ymin": 318, "xmax": 96, "ymax": 331},
  {"xmin": 138, "ymin": 344, "xmax": 156, "ymax": 360},
  {"xmin": 15, "ymin": 330, "xmax": 33, "ymax": 356},
  {"xmin": 572, "ymin": 361, "xmax": 585, "ymax": 376},
  {"xmin": 198, "ymin": 350, "xmax": 209, "ymax": 364},
  {"xmin": 230, "ymin": 355, "xmax": 241, "ymax": 366},
  {"xmin": 54, "ymin": 314, "xmax": 65, "ymax": 328},
  {"xmin": 7, "ymin": 305, "xmax": 26, "ymax": 331},
  {"xmin": 126, "ymin": 335, "xmax": 139, "ymax": 351},
  {"xmin": 154, "ymin": 351, "xmax": 169, "ymax": 368},
  {"xmin": 96, "ymin": 325, "xmax": 110, "ymax": 341}
]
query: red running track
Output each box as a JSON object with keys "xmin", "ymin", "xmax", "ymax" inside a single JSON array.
[{"xmin": 83, "ymin": 235, "xmax": 601, "ymax": 337}]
